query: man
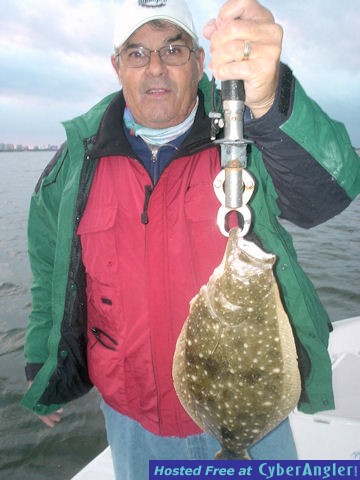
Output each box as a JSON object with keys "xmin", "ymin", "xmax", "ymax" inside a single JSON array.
[{"xmin": 22, "ymin": 0, "xmax": 360, "ymax": 478}]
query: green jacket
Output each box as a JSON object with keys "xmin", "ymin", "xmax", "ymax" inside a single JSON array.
[{"xmin": 22, "ymin": 67, "xmax": 360, "ymax": 418}]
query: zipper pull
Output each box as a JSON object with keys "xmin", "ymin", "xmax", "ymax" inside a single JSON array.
[
  {"xmin": 150, "ymin": 146, "xmax": 159, "ymax": 163},
  {"xmin": 141, "ymin": 185, "xmax": 153, "ymax": 224},
  {"xmin": 149, "ymin": 145, "xmax": 160, "ymax": 185}
]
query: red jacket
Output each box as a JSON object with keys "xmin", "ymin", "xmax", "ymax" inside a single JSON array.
[{"xmin": 77, "ymin": 148, "xmax": 228, "ymax": 436}]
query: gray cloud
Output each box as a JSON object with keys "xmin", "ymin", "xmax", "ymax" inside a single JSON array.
[
  {"xmin": 0, "ymin": 0, "xmax": 359, "ymax": 146},
  {"xmin": 274, "ymin": 1, "xmax": 360, "ymax": 72},
  {"xmin": 1, "ymin": 0, "xmax": 116, "ymax": 55}
]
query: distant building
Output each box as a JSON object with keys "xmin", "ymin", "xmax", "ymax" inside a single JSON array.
[
  {"xmin": 0, "ymin": 143, "xmax": 58, "ymax": 152},
  {"xmin": 0, "ymin": 143, "xmax": 15, "ymax": 151}
]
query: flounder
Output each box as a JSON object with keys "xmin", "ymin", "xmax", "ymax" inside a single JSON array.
[{"xmin": 173, "ymin": 227, "xmax": 301, "ymax": 459}]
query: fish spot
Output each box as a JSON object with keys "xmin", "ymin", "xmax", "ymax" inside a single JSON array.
[
  {"xmin": 241, "ymin": 369, "xmax": 263, "ymax": 385},
  {"xmin": 220, "ymin": 426, "xmax": 235, "ymax": 441}
]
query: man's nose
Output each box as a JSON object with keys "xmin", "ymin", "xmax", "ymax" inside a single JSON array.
[{"xmin": 146, "ymin": 51, "xmax": 167, "ymax": 74}]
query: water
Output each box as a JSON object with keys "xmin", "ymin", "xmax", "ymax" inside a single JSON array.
[
  {"xmin": 0, "ymin": 152, "xmax": 107, "ymax": 480},
  {"xmin": 0, "ymin": 151, "xmax": 359, "ymax": 479}
]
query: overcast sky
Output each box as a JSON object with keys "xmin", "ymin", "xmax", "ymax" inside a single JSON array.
[{"xmin": 1, "ymin": 0, "xmax": 359, "ymax": 146}]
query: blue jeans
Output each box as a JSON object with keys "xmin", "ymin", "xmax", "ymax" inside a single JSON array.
[{"xmin": 101, "ymin": 401, "xmax": 298, "ymax": 480}]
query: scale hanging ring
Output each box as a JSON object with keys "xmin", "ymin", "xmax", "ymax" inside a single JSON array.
[
  {"xmin": 216, "ymin": 204, "xmax": 252, "ymax": 237},
  {"xmin": 213, "ymin": 169, "xmax": 255, "ymax": 206}
]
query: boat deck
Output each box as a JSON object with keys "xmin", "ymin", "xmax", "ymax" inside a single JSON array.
[{"xmin": 72, "ymin": 446, "xmax": 114, "ymax": 480}]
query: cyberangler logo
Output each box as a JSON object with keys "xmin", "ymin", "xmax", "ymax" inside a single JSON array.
[{"xmin": 138, "ymin": 0, "xmax": 167, "ymax": 6}]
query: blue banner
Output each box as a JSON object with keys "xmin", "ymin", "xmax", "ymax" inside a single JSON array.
[{"xmin": 149, "ymin": 460, "xmax": 359, "ymax": 480}]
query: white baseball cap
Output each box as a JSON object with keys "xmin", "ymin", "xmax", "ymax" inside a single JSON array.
[{"xmin": 113, "ymin": 0, "xmax": 198, "ymax": 50}]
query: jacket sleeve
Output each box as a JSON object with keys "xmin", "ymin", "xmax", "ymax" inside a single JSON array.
[
  {"xmin": 245, "ymin": 63, "xmax": 360, "ymax": 228},
  {"xmin": 24, "ymin": 143, "xmax": 69, "ymax": 379}
]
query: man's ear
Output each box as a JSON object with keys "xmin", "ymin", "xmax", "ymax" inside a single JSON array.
[
  {"xmin": 197, "ymin": 47, "xmax": 205, "ymax": 82},
  {"xmin": 111, "ymin": 54, "xmax": 122, "ymax": 82},
  {"xmin": 111, "ymin": 54, "xmax": 119, "ymax": 72}
]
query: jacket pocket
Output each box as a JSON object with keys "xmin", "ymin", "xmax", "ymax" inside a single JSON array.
[
  {"xmin": 87, "ymin": 281, "xmax": 124, "ymax": 336},
  {"xmin": 77, "ymin": 206, "xmax": 118, "ymax": 274},
  {"xmin": 86, "ymin": 281, "xmax": 127, "ymax": 405}
]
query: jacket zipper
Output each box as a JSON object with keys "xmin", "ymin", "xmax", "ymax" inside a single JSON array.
[
  {"xmin": 149, "ymin": 145, "xmax": 159, "ymax": 184},
  {"xmin": 148, "ymin": 143, "xmax": 181, "ymax": 185},
  {"xmin": 148, "ymin": 143, "xmax": 165, "ymax": 430},
  {"xmin": 139, "ymin": 144, "xmax": 162, "ymax": 225},
  {"xmin": 150, "ymin": 146, "xmax": 158, "ymax": 161}
]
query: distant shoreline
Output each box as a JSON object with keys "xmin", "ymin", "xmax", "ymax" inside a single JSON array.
[
  {"xmin": 0, "ymin": 148, "xmax": 58, "ymax": 153},
  {"xmin": 2, "ymin": 147, "xmax": 359, "ymax": 155}
]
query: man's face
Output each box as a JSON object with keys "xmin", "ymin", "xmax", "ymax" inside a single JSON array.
[{"xmin": 112, "ymin": 23, "xmax": 204, "ymax": 129}]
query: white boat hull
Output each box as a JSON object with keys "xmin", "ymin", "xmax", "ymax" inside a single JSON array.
[{"xmin": 289, "ymin": 316, "xmax": 360, "ymax": 460}]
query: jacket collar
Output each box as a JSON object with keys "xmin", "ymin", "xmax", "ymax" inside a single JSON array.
[{"xmin": 87, "ymin": 88, "xmax": 217, "ymax": 160}]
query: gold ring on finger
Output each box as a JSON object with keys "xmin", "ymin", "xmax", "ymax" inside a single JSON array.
[{"xmin": 243, "ymin": 40, "xmax": 251, "ymax": 61}]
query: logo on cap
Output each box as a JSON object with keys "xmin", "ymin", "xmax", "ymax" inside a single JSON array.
[{"xmin": 138, "ymin": 0, "xmax": 167, "ymax": 7}]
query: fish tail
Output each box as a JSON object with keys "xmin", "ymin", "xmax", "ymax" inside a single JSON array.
[{"xmin": 215, "ymin": 448, "xmax": 252, "ymax": 460}]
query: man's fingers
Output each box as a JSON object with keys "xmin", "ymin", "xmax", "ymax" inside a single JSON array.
[
  {"xmin": 203, "ymin": 19, "xmax": 217, "ymax": 40},
  {"xmin": 217, "ymin": 0, "xmax": 274, "ymax": 24},
  {"xmin": 38, "ymin": 409, "xmax": 63, "ymax": 428}
]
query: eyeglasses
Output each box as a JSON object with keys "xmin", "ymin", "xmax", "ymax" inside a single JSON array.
[{"xmin": 116, "ymin": 44, "xmax": 196, "ymax": 68}]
